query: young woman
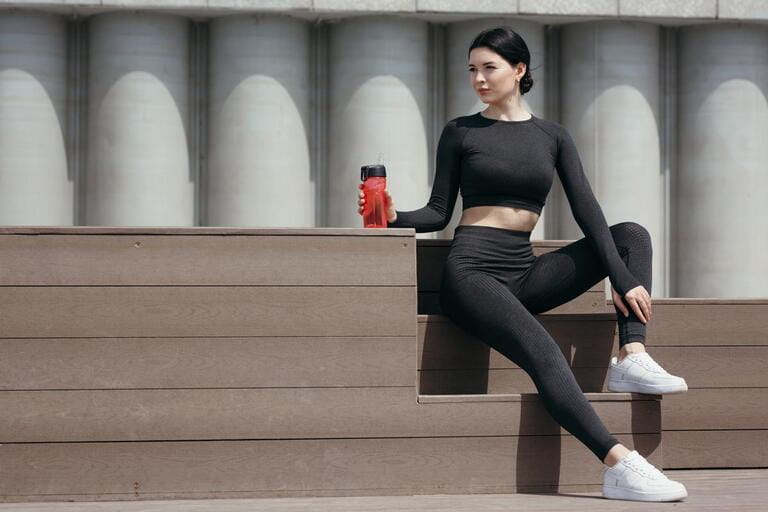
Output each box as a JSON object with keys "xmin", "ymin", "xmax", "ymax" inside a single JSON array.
[{"xmin": 357, "ymin": 26, "xmax": 688, "ymax": 502}]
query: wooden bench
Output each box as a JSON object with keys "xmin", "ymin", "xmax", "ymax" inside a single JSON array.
[{"xmin": 0, "ymin": 227, "xmax": 660, "ymax": 503}]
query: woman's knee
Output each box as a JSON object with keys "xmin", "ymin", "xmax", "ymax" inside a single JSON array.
[{"xmin": 611, "ymin": 221, "xmax": 652, "ymax": 254}]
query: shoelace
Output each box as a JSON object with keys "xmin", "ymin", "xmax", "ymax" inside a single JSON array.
[
  {"xmin": 624, "ymin": 455, "xmax": 666, "ymax": 480},
  {"xmin": 628, "ymin": 353, "xmax": 667, "ymax": 374}
]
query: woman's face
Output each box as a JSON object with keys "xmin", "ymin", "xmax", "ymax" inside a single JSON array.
[{"xmin": 468, "ymin": 47, "xmax": 526, "ymax": 103}]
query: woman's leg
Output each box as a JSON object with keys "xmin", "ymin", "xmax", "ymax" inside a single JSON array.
[
  {"xmin": 513, "ymin": 220, "xmax": 667, "ymax": 465},
  {"xmin": 440, "ymin": 268, "xmax": 621, "ymax": 462},
  {"xmin": 515, "ymin": 221, "xmax": 653, "ymax": 348}
]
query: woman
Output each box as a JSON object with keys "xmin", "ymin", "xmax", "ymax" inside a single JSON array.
[{"xmin": 357, "ymin": 26, "xmax": 688, "ymax": 502}]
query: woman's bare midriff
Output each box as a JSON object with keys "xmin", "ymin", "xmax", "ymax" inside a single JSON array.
[{"xmin": 458, "ymin": 206, "xmax": 539, "ymax": 232}]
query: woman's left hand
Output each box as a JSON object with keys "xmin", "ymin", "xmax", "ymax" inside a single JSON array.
[{"xmin": 612, "ymin": 285, "xmax": 652, "ymax": 324}]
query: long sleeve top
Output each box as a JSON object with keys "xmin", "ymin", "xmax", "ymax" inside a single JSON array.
[{"xmin": 388, "ymin": 112, "xmax": 641, "ymax": 295}]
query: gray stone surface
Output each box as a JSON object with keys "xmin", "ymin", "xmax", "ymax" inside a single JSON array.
[
  {"xmin": 619, "ymin": 0, "xmax": 716, "ymax": 18},
  {"xmin": 719, "ymin": 0, "xmax": 768, "ymax": 19},
  {"xmin": 518, "ymin": 0, "xmax": 618, "ymax": 16},
  {"xmin": 207, "ymin": 0, "xmax": 312, "ymax": 9},
  {"xmin": 0, "ymin": 0, "xmax": 766, "ymax": 20},
  {"xmin": 313, "ymin": 0, "xmax": 415, "ymax": 13},
  {"xmin": 417, "ymin": 0, "xmax": 517, "ymax": 14}
]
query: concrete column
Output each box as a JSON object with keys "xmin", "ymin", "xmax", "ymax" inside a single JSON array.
[
  {"xmin": 325, "ymin": 16, "xmax": 431, "ymax": 235},
  {"xmin": 676, "ymin": 23, "xmax": 768, "ymax": 297},
  {"xmin": 0, "ymin": 12, "xmax": 71, "ymax": 225},
  {"xmin": 445, "ymin": 19, "xmax": 547, "ymax": 240},
  {"xmin": 559, "ymin": 21, "xmax": 666, "ymax": 297},
  {"xmin": 86, "ymin": 12, "xmax": 193, "ymax": 226},
  {"xmin": 207, "ymin": 15, "xmax": 312, "ymax": 227}
]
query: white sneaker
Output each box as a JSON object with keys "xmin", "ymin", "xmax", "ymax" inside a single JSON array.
[
  {"xmin": 603, "ymin": 450, "xmax": 688, "ymax": 502},
  {"xmin": 607, "ymin": 352, "xmax": 688, "ymax": 394}
]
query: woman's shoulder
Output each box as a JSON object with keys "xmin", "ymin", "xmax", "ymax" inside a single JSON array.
[
  {"xmin": 530, "ymin": 115, "xmax": 568, "ymax": 139},
  {"xmin": 446, "ymin": 113, "xmax": 479, "ymax": 129}
]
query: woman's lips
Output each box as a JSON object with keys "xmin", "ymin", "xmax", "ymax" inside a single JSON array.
[{"xmin": 479, "ymin": 89, "xmax": 490, "ymax": 94}]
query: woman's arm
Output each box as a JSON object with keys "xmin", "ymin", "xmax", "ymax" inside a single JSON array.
[
  {"xmin": 387, "ymin": 120, "xmax": 466, "ymax": 233},
  {"xmin": 556, "ymin": 127, "xmax": 641, "ymax": 296}
]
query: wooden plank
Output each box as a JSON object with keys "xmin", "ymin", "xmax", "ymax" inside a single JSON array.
[
  {"xmin": 0, "ymin": 234, "xmax": 415, "ymax": 286},
  {"xmin": 0, "ymin": 227, "xmax": 413, "ymax": 236},
  {"xmin": 0, "ymin": 434, "xmax": 661, "ymax": 502},
  {"xmin": 664, "ymin": 430, "xmax": 768, "ymax": 469},
  {"xmin": 662, "ymin": 389, "xmax": 768, "ymax": 431},
  {"xmin": 0, "ymin": 287, "xmax": 415, "ymax": 338},
  {"xmin": 420, "ymin": 369, "xmax": 607, "ymax": 394},
  {"xmin": 0, "ymin": 387, "xmax": 659, "ymax": 442},
  {"xmin": 1, "ymin": 469, "xmax": 763, "ymax": 508},
  {"xmin": 417, "ymin": 392, "xmax": 659, "ymax": 403},
  {"xmin": 420, "ymin": 310, "xmax": 768, "ymax": 388},
  {"xmin": 418, "ymin": 289, "xmax": 608, "ymax": 315},
  {"xmin": 0, "ymin": 337, "xmax": 415, "ymax": 390},
  {"xmin": 621, "ymin": 301, "xmax": 768, "ymax": 346},
  {"xmin": 419, "ymin": 316, "xmax": 616, "ymax": 370}
]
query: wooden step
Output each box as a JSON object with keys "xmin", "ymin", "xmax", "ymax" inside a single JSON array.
[{"xmin": 0, "ymin": 433, "xmax": 662, "ymax": 503}]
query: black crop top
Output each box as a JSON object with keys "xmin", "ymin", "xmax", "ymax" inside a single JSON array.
[{"xmin": 388, "ymin": 112, "xmax": 640, "ymax": 295}]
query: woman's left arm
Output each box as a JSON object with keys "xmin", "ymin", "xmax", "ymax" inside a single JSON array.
[{"xmin": 555, "ymin": 127, "xmax": 641, "ymax": 297}]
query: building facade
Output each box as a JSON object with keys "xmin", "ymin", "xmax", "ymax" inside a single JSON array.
[{"xmin": 0, "ymin": 1, "xmax": 767, "ymax": 297}]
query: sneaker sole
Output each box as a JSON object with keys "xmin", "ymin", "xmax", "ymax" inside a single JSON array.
[
  {"xmin": 603, "ymin": 484, "xmax": 688, "ymax": 502},
  {"xmin": 607, "ymin": 378, "xmax": 688, "ymax": 395}
]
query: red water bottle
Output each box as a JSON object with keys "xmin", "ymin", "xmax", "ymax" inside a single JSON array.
[{"xmin": 360, "ymin": 164, "xmax": 388, "ymax": 228}]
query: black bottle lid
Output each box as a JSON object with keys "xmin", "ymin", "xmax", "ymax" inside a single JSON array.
[{"xmin": 361, "ymin": 164, "xmax": 387, "ymax": 181}]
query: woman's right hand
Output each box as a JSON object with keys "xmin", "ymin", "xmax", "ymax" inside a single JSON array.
[{"xmin": 358, "ymin": 183, "xmax": 397, "ymax": 223}]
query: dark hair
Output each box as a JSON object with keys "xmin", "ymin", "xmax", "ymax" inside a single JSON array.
[{"xmin": 467, "ymin": 26, "xmax": 534, "ymax": 95}]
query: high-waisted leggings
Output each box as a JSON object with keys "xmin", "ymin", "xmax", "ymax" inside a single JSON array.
[{"xmin": 439, "ymin": 221, "xmax": 653, "ymax": 462}]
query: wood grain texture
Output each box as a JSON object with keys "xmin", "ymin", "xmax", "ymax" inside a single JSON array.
[
  {"xmin": 0, "ymin": 286, "xmax": 416, "ymax": 338},
  {"xmin": 0, "ymin": 337, "xmax": 415, "ymax": 390},
  {"xmin": 0, "ymin": 234, "xmax": 415, "ymax": 286},
  {"xmin": 0, "ymin": 388, "xmax": 659, "ymax": 442},
  {"xmin": 662, "ymin": 389, "xmax": 768, "ymax": 431},
  {"xmin": 0, "ymin": 434, "xmax": 661, "ymax": 502},
  {"xmin": 664, "ymin": 430, "xmax": 768, "ymax": 468}
]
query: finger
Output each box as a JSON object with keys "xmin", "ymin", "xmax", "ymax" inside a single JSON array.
[
  {"xmin": 642, "ymin": 298, "xmax": 652, "ymax": 322},
  {"xmin": 614, "ymin": 296, "xmax": 629, "ymax": 317},
  {"xmin": 629, "ymin": 297, "xmax": 647, "ymax": 323}
]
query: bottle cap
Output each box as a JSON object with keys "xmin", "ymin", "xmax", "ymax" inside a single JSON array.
[{"xmin": 361, "ymin": 164, "xmax": 387, "ymax": 181}]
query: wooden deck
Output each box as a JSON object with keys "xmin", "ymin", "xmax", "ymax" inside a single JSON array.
[{"xmin": 0, "ymin": 469, "xmax": 764, "ymax": 511}]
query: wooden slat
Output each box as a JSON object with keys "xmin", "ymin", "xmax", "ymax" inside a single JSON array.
[
  {"xmin": 420, "ymin": 368, "xmax": 607, "ymax": 394},
  {"xmin": 419, "ymin": 315, "xmax": 616, "ymax": 369},
  {"xmin": 0, "ymin": 234, "xmax": 415, "ymax": 286},
  {"xmin": 0, "ymin": 227, "xmax": 413, "ymax": 236},
  {"xmin": 622, "ymin": 301, "xmax": 768, "ymax": 346},
  {"xmin": 0, "ymin": 287, "xmax": 415, "ymax": 338},
  {"xmin": 662, "ymin": 389, "xmax": 768, "ymax": 431},
  {"xmin": 419, "ymin": 346, "xmax": 768, "ymax": 394},
  {"xmin": 418, "ymin": 314, "xmax": 616, "ymax": 393},
  {"xmin": 0, "ymin": 434, "xmax": 661, "ymax": 502},
  {"xmin": 0, "ymin": 387, "xmax": 659, "ymax": 443},
  {"xmin": 418, "ymin": 289, "xmax": 608, "ymax": 315},
  {"xmin": 417, "ymin": 392, "xmax": 659, "ymax": 403},
  {"xmin": 0, "ymin": 337, "xmax": 415, "ymax": 390},
  {"xmin": 664, "ymin": 430, "xmax": 768, "ymax": 468}
]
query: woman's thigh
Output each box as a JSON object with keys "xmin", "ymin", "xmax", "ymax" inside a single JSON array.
[
  {"xmin": 440, "ymin": 268, "xmax": 567, "ymax": 370},
  {"xmin": 514, "ymin": 224, "xmax": 630, "ymax": 314}
]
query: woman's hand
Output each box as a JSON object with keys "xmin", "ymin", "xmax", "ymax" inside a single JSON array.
[
  {"xmin": 612, "ymin": 284, "xmax": 652, "ymax": 323},
  {"xmin": 358, "ymin": 183, "xmax": 397, "ymax": 223}
]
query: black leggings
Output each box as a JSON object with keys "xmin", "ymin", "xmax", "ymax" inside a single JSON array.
[{"xmin": 439, "ymin": 221, "xmax": 653, "ymax": 462}]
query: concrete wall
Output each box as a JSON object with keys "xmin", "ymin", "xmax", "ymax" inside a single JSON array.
[{"xmin": 1, "ymin": 5, "xmax": 767, "ymax": 296}]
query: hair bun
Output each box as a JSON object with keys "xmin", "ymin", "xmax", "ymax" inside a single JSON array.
[{"xmin": 520, "ymin": 69, "xmax": 534, "ymax": 95}]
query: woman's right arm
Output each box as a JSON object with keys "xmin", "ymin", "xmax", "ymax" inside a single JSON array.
[{"xmin": 386, "ymin": 119, "xmax": 466, "ymax": 233}]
